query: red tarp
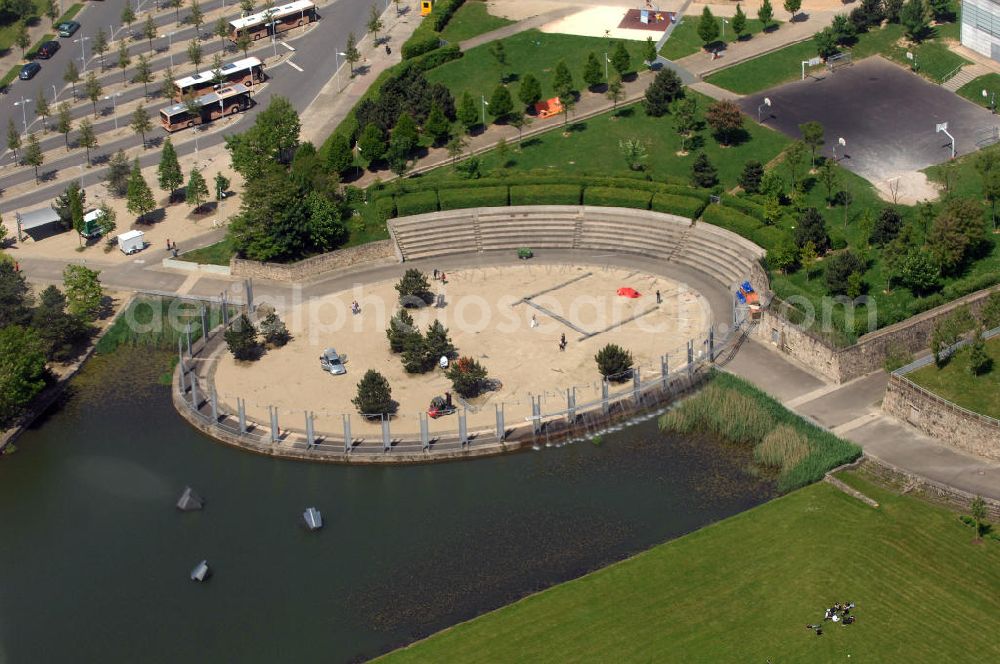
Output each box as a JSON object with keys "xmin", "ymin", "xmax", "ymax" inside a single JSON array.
[{"xmin": 617, "ymin": 287, "xmax": 641, "ymax": 298}]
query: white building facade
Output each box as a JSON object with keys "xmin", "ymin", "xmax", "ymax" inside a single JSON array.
[{"xmin": 963, "ymin": 0, "xmax": 1000, "ymax": 61}]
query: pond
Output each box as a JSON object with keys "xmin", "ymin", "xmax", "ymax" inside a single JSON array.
[{"xmin": 0, "ymin": 349, "xmax": 776, "ymax": 663}]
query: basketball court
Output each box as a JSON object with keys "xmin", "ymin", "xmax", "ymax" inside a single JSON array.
[{"xmin": 738, "ymin": 56, "xmax": 999, "ymax": 185}]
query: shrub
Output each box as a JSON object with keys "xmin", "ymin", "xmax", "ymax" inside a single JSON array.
[
  {"xmin": 438, "ymin": 186, "xmax": 509, "ymax": 210},
  {"xmin": 824, "ymin": 250, "xmax": 865, "ymax": 296},
  {"xmin": 259, "ymin": 311, "xmax": 291, "ymax": 347},
  {"xmin": 583, "ymin": 186, "xmax": 652, "ymax": 209},
  {"xmin": 794, "ymin": 207, "xmax": 830, "ymax": 253},
  {"xmin": 650, "ymin": 193, "xmax": 706, "ymax": 219},
  {"xmin": 224, "ymin": 314, "xmax": 261, "ymax": 361},
  {"xmin": 396, "ymin": 268, "xmax": 433, "ymax": 307},
  {"xmin": 431, "ymin": 0, "xmax": 467, "ymax": 31},
  {"xmin": 509, "ymin": 184, "xmax": 582, "ymax": 206},
  {"xmin": 401, "ymin": 34, "xmax": 441, "ymax": 60},
  {"xmin": 753, "ymin": 226, "xmax": 792, "ymax": 253},
  {"xmin": 701, "ymin": 204, "xmax": 762, "ymax": 239},
  {"xmin": 595, "ymin": 343, "xmax": 634, "ymax": 381},
  {"xmin": 982, "ymin": 291, "xmax": 1000, "ymax": 329},
  {"xmin": 424, "ymin": 320, "xmax": 456, "ymax": 365},
  {"xmin": 720, "ymin": 193, "xmax": 767, "ymax": 223},
  {"xmin": 967, "ymin": 329, "xmax": 992, "ymax": 376},
  {"xmin": 352, "ymin": 369, "xmax": 395, "ymax": 418},
  {"xmin": 386, "ymin": 309, "xmax": 417, "ymax": 353},
  {"xmin": 374, "ymin": 195, "xmax": 397, "ymax": 220},
  {"xmin": 446, "ymin": 356, "xmax": 489, "ymax": 397},
  {"xmin": 408, "ymin": 44, "xmax": 462, "ymax": 71},
  {"xmin": 395, "ymin": 190, "xmax": 439, "ymax": 216}
]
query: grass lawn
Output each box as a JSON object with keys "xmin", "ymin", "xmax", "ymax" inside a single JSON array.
[
  {"xmin": 957, "ymin": 73, "xmax": 1000, "ymax": 111},
  {"xmin": 0, "ymin": 1, "xmax": 48, "ymax": 54},
  {"xmin": 705, "ymin": 37, "xmax": 819, "ymax": 94},
  {"xmin": 438, "ymin": 0, "xmax": 513, "ymax": 44},
  {"xmin": 908, "ymin": 336, "xmax": 1000, "ymax": 418},
  {"xmin": 176, "ymin": 237, "xmax": 235, "ymax": 266},
  {"xmin": 381, "ymin": 471, "xmax": 1000, "ymax": 663},
  {"xmin": 427, "ymin": 30, "xmax": 649, "ymax": 107},
  {"xmin": 659, "ymin": 17, "xmax": 777, "ymax": 61}
]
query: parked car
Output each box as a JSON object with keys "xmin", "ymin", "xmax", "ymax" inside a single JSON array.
[
  {"xmin": 18, "ymin": 63, "xmax": 40, "ymax": 80},
  {"xmin": 57, "ymin": 21, "xmax": 81, "ymax": 38},
  {"xmin": 319, "ymin": 348, "xmax": 347, "ymax": 375},
  {"xmin": 36, "ymin": 41, "xmax": 60, "ymax": 59}
]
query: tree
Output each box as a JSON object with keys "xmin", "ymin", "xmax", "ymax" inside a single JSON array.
[
  {"xmin": 84, "ymin": 71, "xmax": 103, "ymax": 117},
  {"xmin": 344, "ymin": 32, "xmax": 361, "ymax": 77},
  {"xmin": 800, "ymin": 240, "xmax": 818, "ymax": 280},
  {"xmin": 732, "ymin": 4, "xmax": 747, "ymax": 39},
  {"xmin": 982, "ymin": 292, "xmax": 1000, "ymax": 329},
  {"xmin": 224, "ymin": 314, "xmax": 261, "ymax": 361},
  {"xmin": 215, "ymin": 17, "xmax": 231, "ymax": 53},
  {"xmin": 931, "ymin": 306, "xmax": 976, "ymax": 365},
  {"xmin": 560, "ymin": 94, "xmax": 576, "ymax": 130},
  {"xmin": 6, "ymin": 119, "xmax": 19, "ymax": 162},
  {"xmin": 115, "ymin": 40, "xmax": 132, "ymax": 85},
  {"xmin": 818, "ymin": 159, "xmax": 840, "ymax": 205},
  {"xmin": 799, "ymin": 121, "xmax": 825, "ymax": 168},
  {"xmin": 446, "ymin": 357, "xmax": 489, "ymax": 398},
  {"xmin": 35, "ymin": 89, "xmax": 51, "ymax": 133},
  {"xmin": 794, "ymin": 208, "xmax": 830, "ymax": 253},
  {"xmin": 187, "ymin": 39, "xmax": 203, "ymax": 73},
  {"xmin": 673, "ymin": 96, "xmax": 697, "ymax": 152},
  {"xmin": 121, "ymin": 5, "xmax": 137, "ymax": 34},
  {"xmin": 0, "ymin": 325, "xmax": 47, "ymax": 432},
  {"xmin": 186, "ymin": 168, "xmax": 210, "ymax": 212},
  {"xmin": 126, "ymin": 159, "xmax": 156, "ymax": 223},
  {"xmin": 928, "ymin": 199, "xmax": 987, "ymax": 275},
  {"xmin": 644, "ymin": 67, "xmax": 683, "ymax": 117},
  {"xmin": 53, "ymin": 103, "xmax": 72, "ymax": 152},
  {"xmin": 77, "ymin": 119, "xmax": 98, "ymax": 166},
  {"xmin": 386, "ymin": 308, "xmax": 417, "ymax": 352},
  {"xmin": 15, "ymin": 22, "xmax": 29, "ymax": 58},
  {"xmin": 260, "ymin": 311, "xmax": 291, "ymax": 347},
  {"xmin": 489, "ymin": 41, "xmax": 507, "ymax": 82},
  {"xmin": 45, "ymin": 0, "xmax": 59, "ymax": 26},
  {"xmin": 358, "ymin": 122, "xmax": 387, "ymax": 165},
  {"xmin": 424, "ymin": 320, "xmax": 455, "ymax": 364},
  {"xmin": 898, "ymin": 248, "xmax": 940, "ymax": 295},
  {"xmin": 488, "ymin": 84, "xmax": 514, "ymax": 123},
  {"xmin": 143, "ymin": 14, "xmax": 157, "ymax": 53},
  {"xmin": 236, "ymin": 30, "xmax": 253, "ymax": 59},
  {"xmin": 967, "ymin": 329, "xmax": 992, "ymax": 375},
  {"xmin": 619, "ymin": 137, "xmax": 648, "ymax": 171},
  {"xmin": 824, "ymin": 250, "xmax": 865, "ymax": 296},
  {"xmin": 610, "ymin": 41, "xmax": 631, "ymax": 76},
  {"xmin": 387, "ymin": 112, "xmax": 418, "ymax": 173},
  {"xmin": 583, "ymin": 52, "xmax": 604, "ymax": 90},
  {"xmin": 969, "ymin": 496, "xmax": 988, "ymax": 540},
  {"xmin": 395, "ymin": 269, "xmax": 432, "ymax": 306},
  {"xmin": 368, "ymin": 3, "xmax": 384, "ymax": 43},
  {"xmin": 900, "ymin": 0, "xmax": 929, "ymax": 41},
  {"xmin": 424, "ymin": 102, "xmax": 451, "ymax": 146},
  {"xmin": 134, "ymin": 55, "xmax": 153, "ymax": 99},
  {"xmin": 240, "ymin": 0, "xmax": 255, "ymax": 12},
  {"xmin": 553, "ymin": 60, "xmax": 574, "ymax": 99},
  {"xmin": 457, "ymin": 91, "xmax": 479, "ymax": 133},
  {"xmin": 214, "ymin": 172, "xmax": 231, "ymax": 202},
  {"xmin": 740, "ymin": 160, "xmax": 765, "ymax": 193},
  {"xmin": 0, "ymin": 261, "xmax": 32, "ymax": 328},
  {"xmin": 63, "ymin": 265, "xmax": 103, "ymax": 321},
  {"xmin": 190, "ymin": 0, "xmax": 205, "ymax": 37},
  {"xmin": 209, "ymin": 53, "xmax": 226, "ymax": 89},
  {"xmin": 225, "ymin": 96, "xmax": 301, "ymax": 177},
  {"xmin": 96, "ymin": 202, "xmax": 117, "ymax": 240},
  {"xmin": 784, "ymin": 0, "xmax": 802, "ymax": 20},
  {"xmin": 758, "ymin": 0, "xmax": 775, "ymax": 29},
  {"xmin": 33, "ymin": 285, "xmax": 89, "ymax": 362},
  {"xmin": 768, "ymin": 234, "xmax": 799, "ymax": 274},
  {"xmin": 705, "ymin": 100, "xmax": 743, "ymax": 145},
  {"xmin": 595, "ymin": 343, "xmax": 634, "ymax": 381},
  {"xmin": 870, "ymin": 207, "xmax": 903, "ymax": 246},
  {"xmin": 94, "ymin": 28, "xmax": 110, "ymax": 71},
  {"xmin": 326, "ymin": 133, "xmax": 353, "ymax": 175},
  {"xmin": 519, "ymin": 73, "xmax": 542, "ymax": 111},
  {"xmin": 158, "ymin": 138, "xmax": 185, "ymax": 202},
  {"xmin": 129, "ymin": 105, "xmax": 152, "ymax": 149},
  {"xmin": 54, "ymin": 180, "xmax": 86, "ymax": 232},
  {"xmin": 99, "ymin": 150, "xmax": 129, "ymax": 198},
  {"xmin": 815, "ymin": 28, "xmax": 839, "ymax": 60},
  {"xmin": 691, "ymin": 152, "xmax": 718, "ymax": 188},
  {"xmin": 784, "ymin": 141, "xmax": 808, "ymax": 188},
  {"xmin": 509, "ymin": 114, "xmax": 531, "ymax": 147},
  {"xmin": 642, "ymin": 35, "xmax": 658, "ymax": 66},
  {"xmin": 831, "ymin": 14, "xmax": 857, "ymax": 45},
  {"xmin": 352, "ymin": 369, "xmax": 395, "ymax": 418},
  {"xmin": 23, "ymin": 133, "xmax": 43, "ymax": 183},
  {"xmin": 697, "ymin": 7, "xmax": 720, "ymax": 47},
  {"xmin": 64, "ymin": 60, "xmax": 80, "ymax": 99}
]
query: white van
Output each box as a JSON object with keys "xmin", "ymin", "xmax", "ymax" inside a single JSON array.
[{"xmin": 117, "ymin": 230, "xmax": 145, "ymax": 255}]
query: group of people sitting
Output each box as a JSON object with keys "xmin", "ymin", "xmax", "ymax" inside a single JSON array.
[{"xmin": 806, "ymin": 602, "xmax": 857, "ymax": 635}]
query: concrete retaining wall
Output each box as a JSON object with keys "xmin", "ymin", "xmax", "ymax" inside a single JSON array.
[
  {"xmin": 230, "ymin": 239, "xmax": 396, "ymax": 282},
  {"xmin": 859, "ymin": 456, "xmax": 1000, "ymax": 521}
]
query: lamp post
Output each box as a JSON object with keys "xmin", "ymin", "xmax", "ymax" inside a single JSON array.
[
  {"xmin": 14, "ymin": 96, "xmax": 33, "ymax": 137},
  {"xmin": 603, "ymin": 52, "xmax": 608, "ymax": 82},
  {"xmin": 51, "ymin": 84, "xmax": 58, "ymax": 102},
  {"xmin": 336, "ymin": 51, "xmax": 348, "ymax": 90},
  {"xmin": 104, "ymin": 92, "xmax": 122, "ymax": 130},
  {"xmin": 160, "ymin": 33, "xmax": 175, "ymax": 67},
  {"xmin": 983, "ymin": 88, "xmax": 996, "ymax": 114},
  {"xmin": 721, "ymin": 17, "xmax": 727, "ymax": 39},
  {"xmin": 481, "ymin": 94, "xmax": 489, "ymax": 126},
  {"xmin": 74, "ymin": 34, "xmax": 91, "ymax": 73},
  {"xmin": 757, "ymin": 97, "xmax": 771, "ymax": 123},
  {"xmin": 833, "ymin": 136, "xmax": 846, "ymax": 160}
]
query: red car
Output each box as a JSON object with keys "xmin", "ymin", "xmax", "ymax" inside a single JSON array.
[{"xmin": 36, "ymin": 41, "xmax": 60, "ymax": 59}]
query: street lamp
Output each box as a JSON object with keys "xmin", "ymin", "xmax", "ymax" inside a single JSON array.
[
  {"xmin": 481, "ymin": 94, "xmax": 489, "ymax": 126},
  {"xmin": 51, "ymin": 84, "xmax": 58, "ymax": 102},
  {"xmin": 160, "ymin": 33, "xmax": 175, "ymax": 67},
  {"xmin": 833, "ymin": 136, "xmax": 846, "ymax": 160},
  {"xmin": 604, "ymin": 52, "xmax": 609, "ymax": 82},
  {"xmin": 335, "ymin": 51, "xmax": 348, "ymax": 90},
  {"xmin": 104, "ymin": 92, "xmax": 122, "ymax": 130},
  {"xmin": 14, "ymin": 97, "xmax": 33, "ymax": 137},
  {"xmin": 983, "ymin": 88, "xmax": 996, "ymax": 114},
  {"xmin": 757, "ymin": 97, "xmax": 771, "ymax": 123},
  {"xmin": 74, "ymin": 34, "xmax": 90, "ymax": 73},
  {"xmin": 721, "ymin": 17, "xmax": 727, "ymax": 39}
]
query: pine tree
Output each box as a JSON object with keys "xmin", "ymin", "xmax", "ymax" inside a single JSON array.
[
  {"xmin": 187, "ymin": 40, "xmax": 202, "ymax": 73},
  {"xmin": 143, "ymin": 15, "xmax": 157, "ymax": 53},
  {"xmin": 225, "ymin": 314, "xmax": 261, "ymax": 361},
  {"xmin": 6, "ymin": 119, "xmax": 20, "ymax": 162},
  {"xmin": 352, "ymin": 369, "xmax": 395, "ymax": 418},
  {"xmin": 583, "ymin": 52, "xmax": 604, "ymax": 90},
  {"xmin": 77, "ymin": 119, "xmax": 98, "ymax": 166},
  {"xmin": 214, "ymin": 172, "xmax": 230, "ymax": 201},
  {"xmin": 93, "ymin": 28, "xmax": 109, "ymax": 71},
  {"xmin": 130, "ymin": 105, "xmax": 152, "ymax": 149},
  {"xmin": 642, "ymin": 36, "xmax": 657, "ymax": 66},
  {"xmin": 358, "ymin": 122, "xmax": 387, "ymax": 166},
  {"xmin": 457, "ymin": 91, "xmax": 479, "ymax": 133},
  {"xmin": 56, "ymin": 102, "xmax": 73, "ymax": 151},
  {"xmin": 158, "ymin": 138, "xmax": 184, "ymax": 202},
  {"xmin": 121, "ymin": 5, "xmax": 136, "ymax": 34},
  {"xmin": 35, "ymin": 90, "xmax": 51, "ymax": 132},
  {"xmin": 134, "ymin": 55, "xmax": 154, "ymax": 99},
  {"xmin": 739, "ymin": 160, "xmax": 765, "ymax": 193},
  {"xmin": 23, "ymin": 133, "xmax": 43, "ymax": 183},
  {"xmin": 161, "ymin": 67, "xmax": 179, "ymax": 101},
  {"xmin": 553, "ymin": 60, "xmax": 574, "ymax": 99},
  {"xmin": 784, "ymin": 0, "xmax": 802, "ymax": 21},
  {"xmin": 191, "ymin": 0, "xmax": 205, "ymax": 37},
  {"xmin": 424, "ymin": 102, "xmax": 451, "ymax": 146},
  {"xmin": 698, "ymin": 7, "xmax": 720, "ymax": 46},
  {"xmin": 117, "ymin": 41, "xmax": 132, "ymax": 85},
  {"xmin": 606, "ymin": 73, "xmax": 625, "ymax": 115},
  {"xmin": 758, "ymin": 0, "xmax": 775, "ymax": 29},
  {"xmin": 488, "ymin": 84, "xmax": 514, "ymax": 122},
  {"xmin": 518, "ymin": 73, "xmax": 542, "ymax": 110},
  {"xmin": 691, "ymin": 152, "xmax": 718, "ymax": 188},
  {"xmin": 106, "ymin": 150, "xmax": 131, "ymax": 197},
  {"xmin": 732, "ymin": 4, "xmax": 747, "ymax": 39},
  {"xmin": 126, "ymin": 159, "xmax": 156, "ymax": 223},
  {"xmin": 15, "ymin": 22, "xmax": 30, "ymax": 58},
  {"xmin": 84, "ymin": 71, "xmax": 103, "ymax": 117},
  {"xmin": 64, "ymin": 60, "xmax": 80, "ymax": 98},
  {"xmin": 644, "ymin": 68, "xmax": 683, "ymax": 117},
  {"xmin": 344, "ymin": 32, "xmax": 361, "ymax": 76},
  {"xmin": 326, "ymin": 133, "xmax": 353, "ymax": 175},
  {"xmin": 186, "ymin": 168, "xmax": 210, "ymax": 212},
  {"xmin": 610, "ymin": 41, "xmax": 631, "ymax": 76}
]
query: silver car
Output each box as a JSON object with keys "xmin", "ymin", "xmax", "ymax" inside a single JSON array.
[{"xmin": 319, "ymin": 348, "xmax": 347, "ymax": 375}]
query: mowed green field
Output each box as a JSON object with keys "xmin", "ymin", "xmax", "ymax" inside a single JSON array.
[
  {"xmin": 381, "ymin": 472, "xmax": 1000, "ymax": 663},
  {"xmin": 438, "ymin": 0, "xmax": 513, "ymax": 44},
  {"xmin": 659, "ymin": 16, "xmax": 777, "ymax": 61},
  {"xmin": 908, "ymin": 336, "xmax": 1000, "ymax": 418}
]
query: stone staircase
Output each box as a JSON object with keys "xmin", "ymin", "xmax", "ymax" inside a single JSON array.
[{"xmin": 942, "ymin": 63, "xmax": 992, "ymax": 92}]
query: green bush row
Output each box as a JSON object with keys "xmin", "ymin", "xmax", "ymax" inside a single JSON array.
[
  {"xmin": 509, "ymin": 184, "xmax": 582, "ymax": 205},
  {"xmin": 720, "ymin": 193, "xmax": 767, "ymax": 223},
  {"xmin": 401, "ymin": 0, "xmax": 466, "ymax": 59},
  {"xmin": 651, "ymin": 193, "xmax": 708, "ymax": 219},
  {"xmin": 432, "ymin": 0, "xmax": 468, "ymax": 32},
  {"xmin": 439, "ymin": 186, "xmax": 509, "ymax": 210},
  {"xmin": 396, "ymin": 190, "xmax": 440, "ymax": 216},
  {"xmin": 583, "ymin": 187, "xmax": 652, "ymax": 209},
  {"xmin": 700, "ymin": 204, "xmax": 763, "ymax": 241},
  {"xmin": 752, "ymin": 225, "xmax": 792, "ymax": 253}
]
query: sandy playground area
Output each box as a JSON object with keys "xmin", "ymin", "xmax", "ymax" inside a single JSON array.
[{"xmin": 213, "ymin": 264, "xmax": 711, "ymax": 438}]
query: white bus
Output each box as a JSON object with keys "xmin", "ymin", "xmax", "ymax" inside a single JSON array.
[
  {"xmin": 160, "ymin": 84, "xmax": 252, "ymax": 132},
  {"xmin": 173, "ymin": 57, "xmax": 265, "ymax": 101},
  {"xmin": 228, "ymin": 0, "xmax": 317, "ymax": 42}
]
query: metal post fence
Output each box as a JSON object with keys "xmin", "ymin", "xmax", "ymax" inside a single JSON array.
[
  {"xmin": 661, "ymin": 355, "xmax": 669, "ymax": 390},
  {"xmin": 305, "ymin": 411, "xmax": 314, "ymax": 447},
  {"xmin": 420, "ymin": 412, "xmax": 429, "ymax": 450},
  {"xmin": 238, "ymin": 397, "xmax": 247, "ymax": 434},
  {"xmin": 709, "ymin": 328, "xmax": 715, "ymax": 361},
  {"xmin": 632, "ymin": 367, "xmax": 641, "ymax": 404},
  {"xmin": 601, "ymin": 380, "xmax": 610, "ymax": 414},
  {"xmin": 687, "ymin": 340, "xmax": 694, "ymax": 374},
  {"xmin": 190, "ymin": 376, "xmax": 200, "ymax": 409},
  {"xmin": 343, "ymin": 414, "xmax": 352, "ymax": 453},
  {"xmin": 210, "ymin": 388, "xmax": 219, "ymax": 422},
  {"xmin": 201, "ymin": 305, "xmax": 208, "ymax": 344},
  {"xmin": 381, "ymin": 416, "xmax": 390, "ymax": 452},
  {"xmin": 459, "ymin": 409, "xmax": 468, "ymax": 446},
  {"xmin": 269, "ymin": 406, "xmax": 279, "ymax": 443},
  {"xmin": 531, "ymin": 396, "xmax": 542, "ymax": 434},
  {"xmin": 567, "ymin": 387, "xmax": 576, "ymax": 424},
  {"xmin": 495, "ymin": 403, "xmax": 505, "ymax": 441}
]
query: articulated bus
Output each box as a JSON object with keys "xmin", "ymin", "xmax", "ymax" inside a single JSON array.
[
  {"xmin": 159, "ymin": 84, "xmax": 252, "ymax": 132},
  {"xmin": 173, "ymin": 57, "xmax": 265, "ymax": 101},
  {"xmin": 228, "ymin": 0, "xmax": 317, "ymax": 42}
]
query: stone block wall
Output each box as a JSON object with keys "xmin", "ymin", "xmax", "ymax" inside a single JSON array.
[
  {"xmin": 230, "ymin": 240, "xmax": 396, "ymax": 282},
  {"xmin": 882, "ymin": 375, "xmax": 1000, "ymax": 461},
  {"xmin": 859, "ymin": 457, "xmax": 1000, "ymax": 521}
]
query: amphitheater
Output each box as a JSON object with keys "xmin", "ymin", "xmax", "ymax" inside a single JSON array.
[{"xmin": 177, "ymin": 206, "xmax": 770, "ymax": 463}]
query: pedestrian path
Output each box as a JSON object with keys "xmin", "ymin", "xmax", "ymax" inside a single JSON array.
[
  {"xmin": 457, "ymin": 6, "xmax": 579, "ymax": 51},
  {"xmin": 942, "ymin": 61, "xmax": 991, "ymax": 92},
  {"xmin": 725, "ymin": 337, "xmax": 1000, "ymax": 501}
]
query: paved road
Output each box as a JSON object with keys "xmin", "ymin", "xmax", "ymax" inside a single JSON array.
[{"xmin": 1, "ymin": 0, "xmax": 381, "ymax": 211}]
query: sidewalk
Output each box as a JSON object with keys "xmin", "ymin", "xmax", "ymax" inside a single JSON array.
[{"xmin": 725, "ymin": 338, "xmax": 1000, "ymax": 501}]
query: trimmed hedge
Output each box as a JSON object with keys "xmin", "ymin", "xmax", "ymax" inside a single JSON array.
[
  {"xmin": 651, "ymin": 193, "xmax": 707, "ymax": 219},
  {"xmin": 583, "ymin": 187, "xmax": 652, "ymax": 209},
  {"xmin": 409, "ymin": 44, "xmax": 463, "ymax": 71},
  {"xmin": 752, "ymin": 226, "xmax": 792, "ymax": 253},
  {"xmin": 509, "ymin": 184, "xmax": 582, "ymax": 206},
  {"xmin": 396, "ymin": 191, "xmax": 440, "ymax": 216},
  {"xmin": 375, "ymin": 196, "xmax": 397, "ymax": 221},
  {"xmin": 432, "ymin": 0, "xmax": 467, "ymax": 31},
  {"xmin": 438, "ymin": 186, "xmax": 509, "ymax": 210},
  {"xmin": 720, "ymin": 193, "xmax": 767, "ymax": 223},
  {"xmin": 700, "ymin": 204, "xmax": 762, "ymax": 240}
]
